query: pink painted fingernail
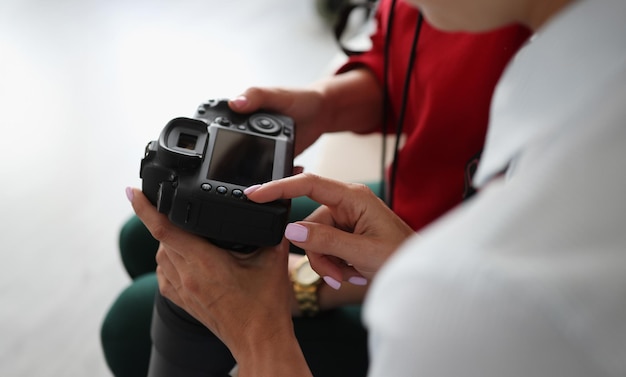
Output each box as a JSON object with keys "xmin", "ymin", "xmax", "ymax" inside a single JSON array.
[
  {"xmin": 323, "ymin": 276, "xmax": 342, "ymax": 290},
  {"xmin": 125, "ymin": 187, "xmax": 134, "ymax": 202},
  {"xmin": 284, "ymin": 223, "xmax": 308, "ymax": 243},
  {"xmin": 244, "ymin": 184, "xmax": 262, "ymax": 195},
  {"xmin": 349, "ymin": 276, "xmax": 368, "ymax": 286}
]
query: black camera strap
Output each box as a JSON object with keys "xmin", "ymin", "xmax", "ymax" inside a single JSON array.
[
  {"xmin": 384, "ymin": 10, "xmax": 423, "ymax": 208},
  {"xmin": 334, "ymin": 1, "xmax": 423, "ymax": 207}
]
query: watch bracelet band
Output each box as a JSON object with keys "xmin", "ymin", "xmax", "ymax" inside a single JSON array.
[{"xmin": 293, "ymin": 283, "xmax": 321, "ymax": 317}]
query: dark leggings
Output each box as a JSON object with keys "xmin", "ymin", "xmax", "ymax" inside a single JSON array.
[{"xmin": 101, "ymin": 183, "xmax": 380, "ymax": 377}]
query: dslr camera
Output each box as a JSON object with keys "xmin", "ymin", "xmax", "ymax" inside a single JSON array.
[{"xmin": 140, "ymin": 99, "xmax": 295, "ymax": 253}]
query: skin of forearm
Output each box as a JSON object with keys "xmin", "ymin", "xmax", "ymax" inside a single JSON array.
[
  {"xmin": 312, "ymin": 67, "xmax": 383, "ymax": 134},
  {"xmin": 235, "ymin": 328, "xmax": 313, "ymax": 377}
]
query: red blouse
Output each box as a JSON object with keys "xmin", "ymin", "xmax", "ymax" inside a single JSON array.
[{"xmin": 338, "ymin": 0, "xmax": 530, "ymax": 230}]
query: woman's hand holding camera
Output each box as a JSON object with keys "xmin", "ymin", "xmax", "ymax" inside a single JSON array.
[
  {"xmin": 127, "ymin": 187, "xmax": 312, "ymax": 377},
  {"xmin": 229, "ymin": 68, "xmax": 383, "ymax": 155},
  {"xmin": 127, "ymin": 167, "xmax": 413, "ymax": 374}
]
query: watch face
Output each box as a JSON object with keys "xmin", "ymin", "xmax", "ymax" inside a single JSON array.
[{"xmin": 296, "ymin": 261, "xmax": 320, "ymax": 285}]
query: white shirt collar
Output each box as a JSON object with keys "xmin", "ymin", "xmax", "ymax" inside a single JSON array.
[{"xmin": 474, "ymin": 0, "xmax": 626, "ymax": 186}]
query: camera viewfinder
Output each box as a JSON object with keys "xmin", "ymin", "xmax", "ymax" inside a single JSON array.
[{"xmin": 177, "ymin": 133, "xmax": 198, "ymax": 150}]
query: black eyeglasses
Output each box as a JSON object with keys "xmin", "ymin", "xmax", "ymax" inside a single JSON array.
[{"xmin": 333, "ymin": 0, "xmax": 378, "ymax": 56}]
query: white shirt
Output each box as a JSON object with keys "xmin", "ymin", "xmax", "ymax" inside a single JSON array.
[{"xmin": 364, "ymin": 1, "xmax": 626, "ymax": 376}]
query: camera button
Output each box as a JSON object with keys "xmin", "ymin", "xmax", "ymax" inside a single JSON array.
[
  {"xmin": 258, "ymin": 118, "xmax": 272, "ymax": 128},
  {"xmin": 215, "ymin": 117, "xmax": 231, "ymax": 126},
  {"xmin": 216, "ymin": 186, "xmax": 228, "ymax": 195},
  {"xmin": 232, "ymin": 189, "xmax": 243, "ymax": 198},
  {"xmin": 249, "ymin": 115, "xmax": 281, "ymax": 135},
  {"xmin": 201, "ymin": 183, "xmax": 212, "ymax": 192}
]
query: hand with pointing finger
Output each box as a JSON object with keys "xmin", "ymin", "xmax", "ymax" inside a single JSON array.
[{"xmin": 244, "ymin": 173, "xmax": 415, "ymax": 288}]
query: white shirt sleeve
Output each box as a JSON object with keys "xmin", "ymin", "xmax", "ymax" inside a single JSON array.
[
  {"xmin": 366, "ymin": 274, "xmax": 600, "ymax": 377},
  {"xmin": 364, "ymin": 60, "xmax": 626, "ymax": 377}
]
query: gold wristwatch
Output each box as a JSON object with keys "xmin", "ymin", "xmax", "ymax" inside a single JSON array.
[{"xmin": 291, "ymin": 255, "xmax": 323, "ymax": 317}]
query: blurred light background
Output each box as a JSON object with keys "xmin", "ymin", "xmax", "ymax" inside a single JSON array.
[{"xmin": 0, "ymin": 0, "xmax": 341, "ymax": 375}]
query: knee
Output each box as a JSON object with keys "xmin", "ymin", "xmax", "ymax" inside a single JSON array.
[
  {"xmin": 119, "ymin": 216, "xmax": 159, "ymax": 278},
  {"xmin": 101, "ymin": 274, "xmax": 158, "ymax": 376}
]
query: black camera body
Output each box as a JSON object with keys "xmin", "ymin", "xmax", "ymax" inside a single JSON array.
[{"xmin": 140, "ymin": 99, "xmax": 295, "ymax": 252}]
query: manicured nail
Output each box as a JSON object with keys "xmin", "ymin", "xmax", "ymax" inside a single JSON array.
[
  {"xmin": 284, "ymin": 223, "xmax": 308, "ymax": 242},
  {"xmin": 125, "ymin": 187, "xmax": 134, "ymax": 202},
  {"xmin": 348, "ymin": 276, "xmax": 368, "ymax": 286},
  {"xmin": 293, "ymin": 166, "xmax": 305, "ymax": 175},
  {"xmin": 323, "ymin": 276, "xmax": 342, "ymax": 290},
  {"xmin": 244, "ymin": 184, "xmax": 262, "ymax": 195},
  {"xmin": 231, "ymin": 95, "xmax": 248, "ymax": 109}
]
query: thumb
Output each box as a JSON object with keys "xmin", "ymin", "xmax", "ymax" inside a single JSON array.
[{"xmin": 228, "ymin": 87, "xmax": 293, "ymax": 114}]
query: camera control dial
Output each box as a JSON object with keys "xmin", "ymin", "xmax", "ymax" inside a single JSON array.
[{"xmin": 249, "ymin": 114, "xmax": 282, "ymax": 135}]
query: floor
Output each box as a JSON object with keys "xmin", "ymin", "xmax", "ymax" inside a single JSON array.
[{"xmin": 0, "ymin": 1, "xmax": 366, "ymax": 375}]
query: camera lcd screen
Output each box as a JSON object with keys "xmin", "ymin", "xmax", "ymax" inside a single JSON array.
[{"xmin": 207, "ymin": 128, "xmax": 275, "ymax": 186}]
